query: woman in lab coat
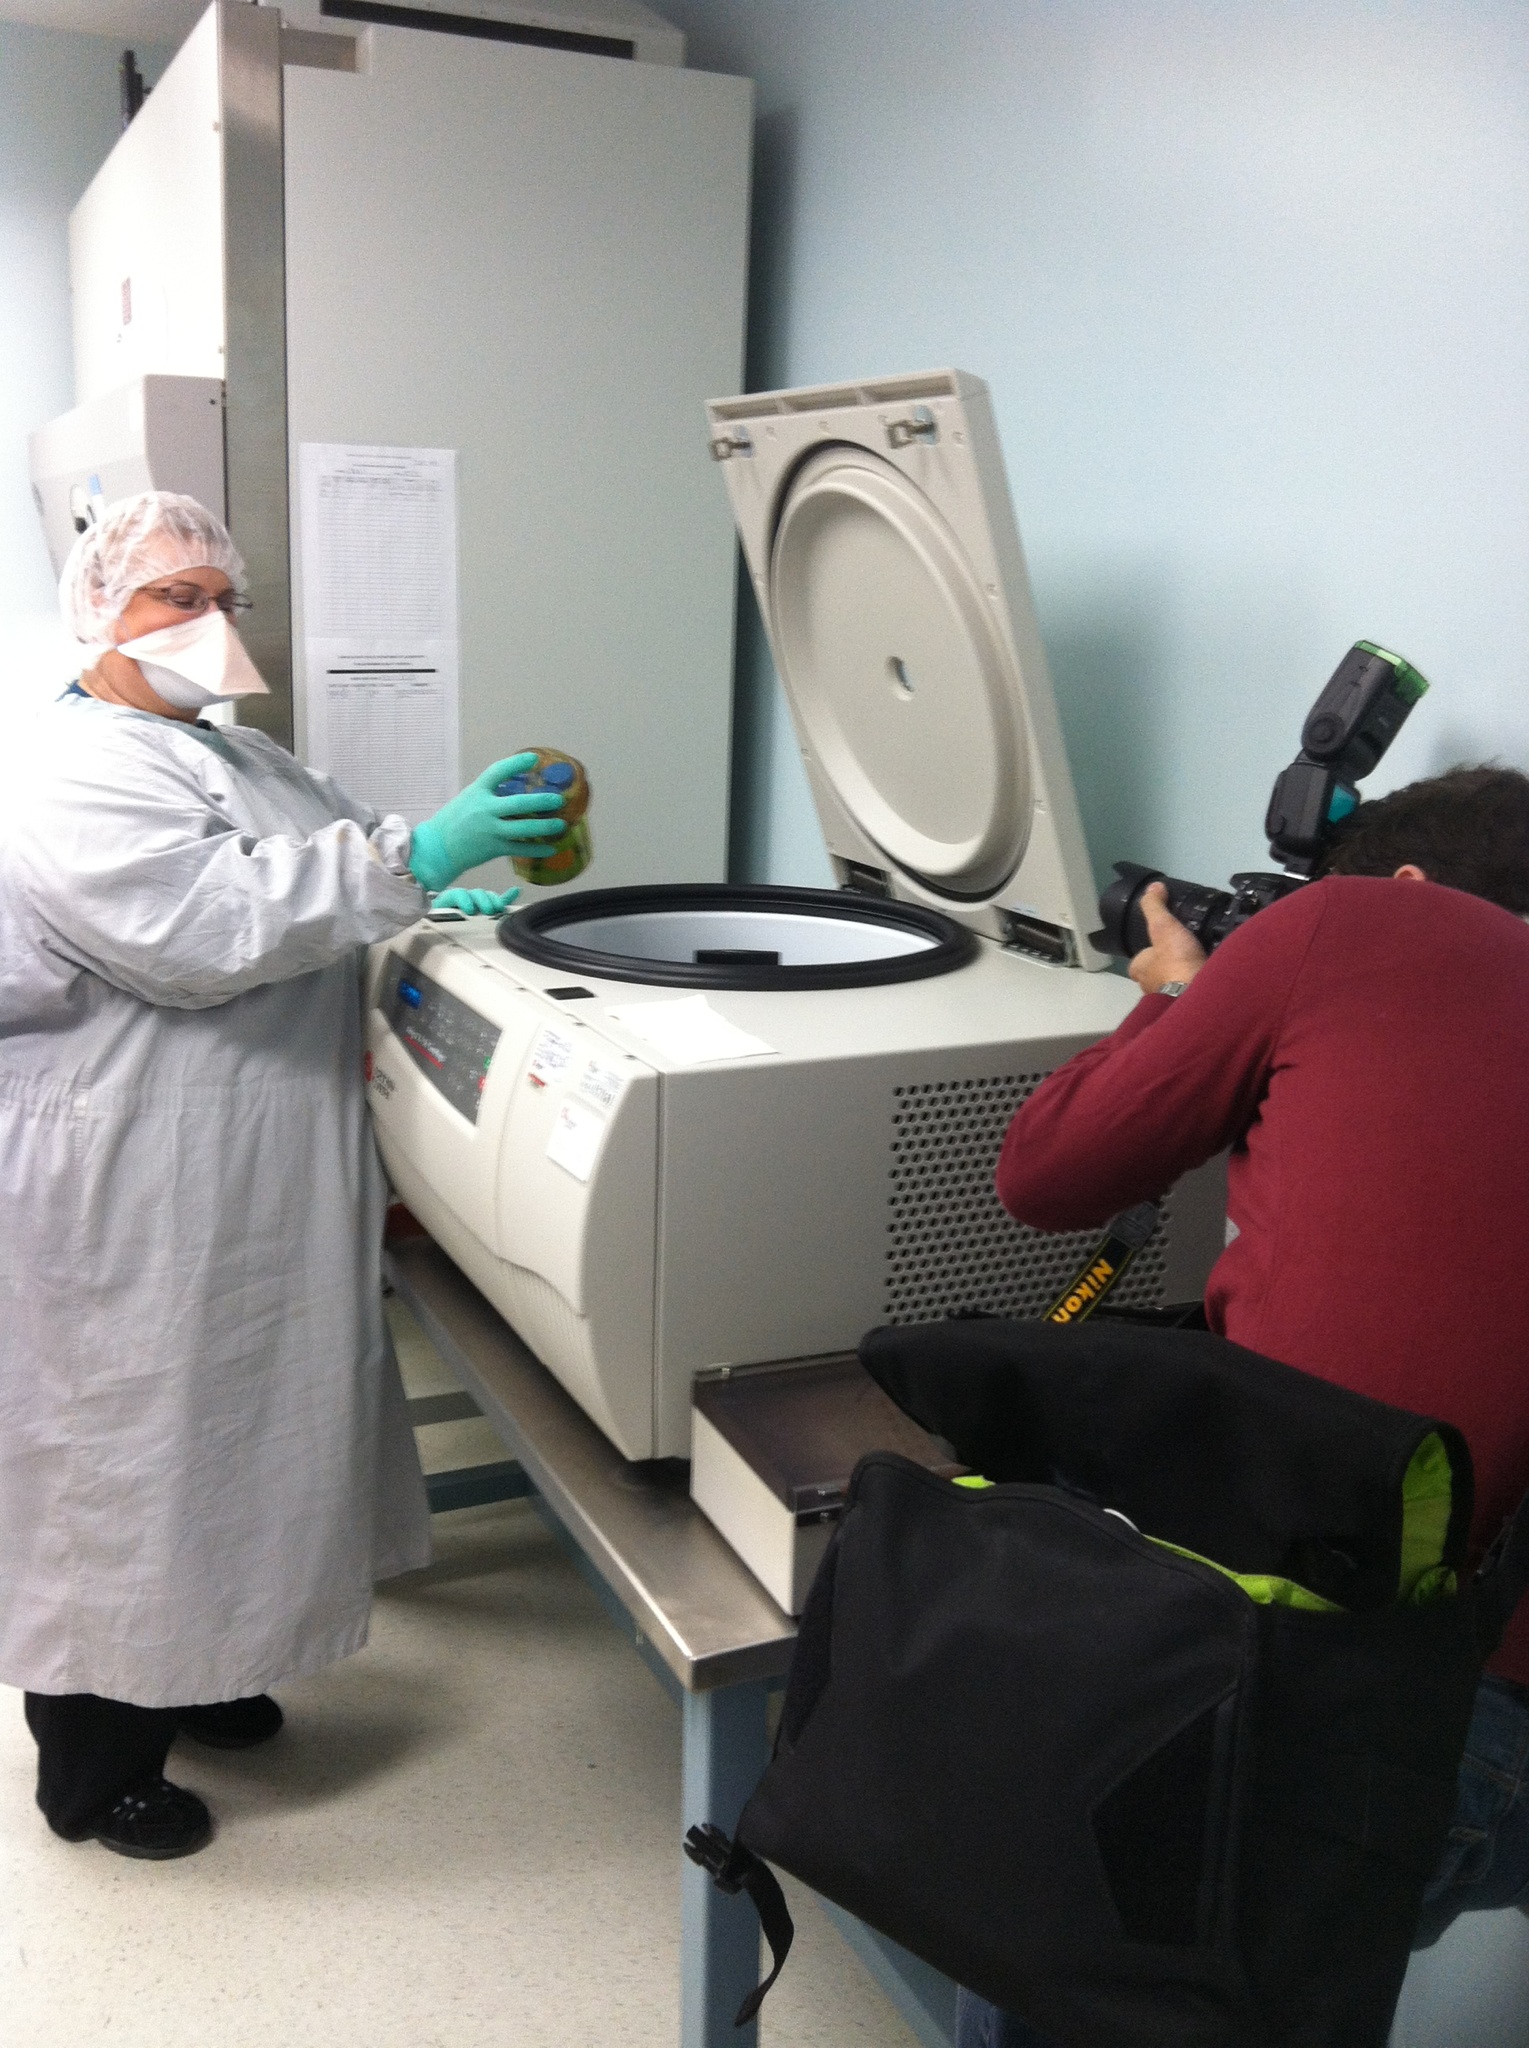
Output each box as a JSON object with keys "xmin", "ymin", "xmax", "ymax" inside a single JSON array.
[{"xmin": 0, "ymin": 492, "xmax": 564, "ymax": 1859}]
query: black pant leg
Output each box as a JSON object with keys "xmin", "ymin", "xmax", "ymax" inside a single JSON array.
[{"xmin": 24, "ymin": 1692, "xmax": 181, "ymax": 1839}]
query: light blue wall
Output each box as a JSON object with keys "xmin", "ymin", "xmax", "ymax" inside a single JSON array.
[
  {"xmin": 664, "ymin": 0, "xmax": 1529, "ymax": 894},
  {"xmin": 0, "ymin": 22, "xmax": 171, "ymax": 710}
]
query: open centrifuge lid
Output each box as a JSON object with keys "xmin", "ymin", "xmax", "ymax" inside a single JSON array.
[
  {"xmin": 501, "ymin": 882, "xmax": 977, "ymax": 991},
  {"xmin": 706, "ymin": 371, "xmax": 1108, "ymax": 970}
]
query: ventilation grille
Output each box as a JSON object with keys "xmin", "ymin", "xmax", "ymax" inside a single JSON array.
[{"xmin": 886, "ymin": 1076, "xmax": 1171, "ymax": 1324}]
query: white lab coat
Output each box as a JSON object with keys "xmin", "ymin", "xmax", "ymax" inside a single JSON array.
[{"xmin": 0, "ymin": 692, "xmax": 433, "ymax": 1706}]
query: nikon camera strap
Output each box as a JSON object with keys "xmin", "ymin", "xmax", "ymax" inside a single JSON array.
[{"xmin": 1043, "ymin": 1201, "xmax": 1162, "ymax": 1325}]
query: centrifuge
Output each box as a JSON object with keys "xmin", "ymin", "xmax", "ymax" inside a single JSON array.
[{"xmin": 366, "ymin": 371, "xmax": 1226, "ymax": 1461}]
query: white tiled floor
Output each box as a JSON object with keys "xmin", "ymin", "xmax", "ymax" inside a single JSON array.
[
  {"xmin": 0, "ymin": 1303, "xmax": 921, "ymax": 2048},
  {"xmin": 1392, "ymin": 1906, "xmax": 1529, "ymax": 2047}
]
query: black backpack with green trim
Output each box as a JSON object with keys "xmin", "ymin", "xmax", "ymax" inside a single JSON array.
[{"xmin": 686, "ymin": 1318, "xmax": 1529, "ymax": 2048}]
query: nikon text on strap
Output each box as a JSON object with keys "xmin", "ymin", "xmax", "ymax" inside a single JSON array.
[{"xmin": 1042, "ymin": 1201, "xmax": 1160, "ymax": 1324}]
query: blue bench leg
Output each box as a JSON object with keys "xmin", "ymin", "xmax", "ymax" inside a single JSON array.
[{"xmin": 680, "ymin": 1681, "xmax": 772, "ymax": 2048}]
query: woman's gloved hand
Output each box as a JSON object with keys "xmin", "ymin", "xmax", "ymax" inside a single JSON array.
[
  {"xmin": 408, "ymin": 754, "xmax": 566, "ymax": 893},
  {"xmin": 429, "ymin": 887, "xmax": 520, "ymax": 917}
]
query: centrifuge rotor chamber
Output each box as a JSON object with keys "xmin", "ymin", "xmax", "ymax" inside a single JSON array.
[{"xmin": 500, "ymin": 883, "xmax": 977, "ymax": 991}]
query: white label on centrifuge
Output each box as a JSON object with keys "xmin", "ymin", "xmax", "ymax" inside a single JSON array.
[
  {"xmin": 576, "ymin": 1058, "xmax": 626, "ymax": 1114},
  {"xmin": 546, "ymin": 1098, "xmax": 606, "ymax": 1182},
  {"xmin": 527, "ymin": 1026, "xmax": 576, "ymax": 1089},
  {"xmin": 604, "ymin": 994, "xmax": 775, "ymax": 1064}
]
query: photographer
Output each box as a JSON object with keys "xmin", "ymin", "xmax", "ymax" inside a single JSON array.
[{"xmin": 965, "ymin": 766, "xmax": 1529, "ymax": 2048}]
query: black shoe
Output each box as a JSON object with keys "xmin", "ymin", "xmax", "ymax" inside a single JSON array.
[
  {"xmin": 87, "ymin": 1779, "xmax": 212, "ymax": 1860},
  {"xmin": 177, "ymin": 1694, "xmax": 284, "ymax": 1750}
]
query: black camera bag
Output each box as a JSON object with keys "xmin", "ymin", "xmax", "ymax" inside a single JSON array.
[{"xmin": 688, "ymin": 1317, "xmax": 1529, "ymax": 2048}]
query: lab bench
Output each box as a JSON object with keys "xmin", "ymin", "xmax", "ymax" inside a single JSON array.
[{"xmin": 385, "ymin": 1235, "xmax": 957, "ymax": 2048}]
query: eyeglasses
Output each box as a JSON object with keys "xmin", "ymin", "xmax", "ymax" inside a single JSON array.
[{"xmin": 138, "ymin": 581, "xmax": 254, "ymax": 619}]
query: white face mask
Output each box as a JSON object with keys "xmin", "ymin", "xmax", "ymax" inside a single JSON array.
[{"xmin": 116, "ymin": 608, "xmax": 269, "ymax": 712}]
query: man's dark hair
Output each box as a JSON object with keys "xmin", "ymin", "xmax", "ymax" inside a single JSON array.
[{"xmin": 1319, "ymin": 765, "xmax": 1529, "ymax": 914}]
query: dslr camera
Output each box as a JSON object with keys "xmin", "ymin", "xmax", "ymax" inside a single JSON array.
[{"xmin": 1096, "ymin": 641, "xmax": 1430, "ymax": 961}]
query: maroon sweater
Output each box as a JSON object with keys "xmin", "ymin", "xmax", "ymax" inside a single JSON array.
[{"xmin": 997, "ymin": 875, "xmax": 1529, "ymax": 1684}]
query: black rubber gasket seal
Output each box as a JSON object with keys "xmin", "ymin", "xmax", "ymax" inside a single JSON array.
[
  {"xmin": 320, "ymin": 0, "xmax": 634, "ymax": 58},
  {"xmin": 499, "ymin": 883, "xmax": 977, "ymax": 991}
]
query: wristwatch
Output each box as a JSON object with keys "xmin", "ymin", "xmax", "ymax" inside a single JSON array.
[{"xmin": 1157, "ymin": 981, "xmax": 1190, "ymax": 999}]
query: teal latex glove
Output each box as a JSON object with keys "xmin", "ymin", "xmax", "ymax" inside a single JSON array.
[
  {"xmin": 409, "ymin": 753, "xmax": 566, "ymax": 893},
  {"xmin": 429, "ymin": 886, "xmax": 520, "ymax": 917}
]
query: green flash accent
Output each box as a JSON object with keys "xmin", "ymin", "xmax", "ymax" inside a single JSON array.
[
  {"xmin": 1357, "ymin": 639, "xmax": 1430, "ymax": 705},
  {"xmin": 953, "ymin": 1475, "xmax": 995, "ymax": 1490}
]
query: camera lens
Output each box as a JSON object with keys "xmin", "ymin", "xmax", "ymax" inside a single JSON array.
[
  {"xmin": 1167, "ymin": 883, "xmax": 1235, "ymax": 949},
  {"xmin": 1096, "ymin": 863, "xmax": 1236, "ymax": 959},
  {"xmin": 1096, "ymin": 862, "xmax": 1163, "ymax": 958}
]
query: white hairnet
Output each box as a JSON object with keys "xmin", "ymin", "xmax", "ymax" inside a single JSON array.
[{"xmin": 59, "ymin": 491, "xmax": 246, "ymax": 647}]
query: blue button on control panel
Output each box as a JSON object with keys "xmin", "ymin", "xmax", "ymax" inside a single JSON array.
[{"xmin": 382, "ymin": 960, "xmax": 502, "ymax": 1126}]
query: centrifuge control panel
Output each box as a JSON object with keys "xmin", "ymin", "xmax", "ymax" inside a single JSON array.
[{"xmin": 380, "ymin": 957, "xmax": 502, "ymax": 1126}]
